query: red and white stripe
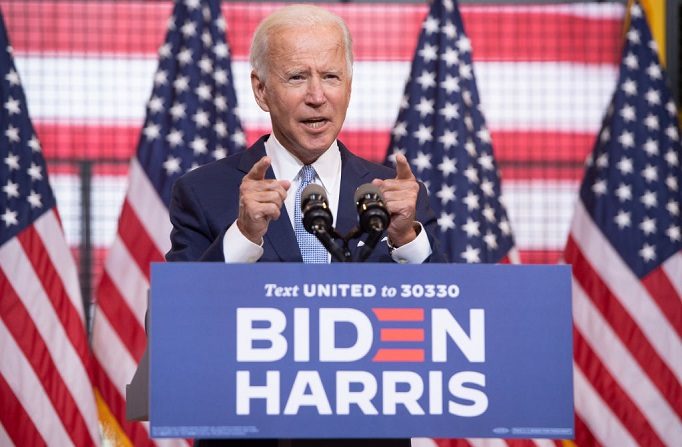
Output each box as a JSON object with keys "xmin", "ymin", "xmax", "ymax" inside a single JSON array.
[
  {"xmin": 0, "ymin": 209, "xmax": 100, "ymax": 446},
  {"xmin": 566, "ymin": 201, "xmax": 682, "ymax": 446}
]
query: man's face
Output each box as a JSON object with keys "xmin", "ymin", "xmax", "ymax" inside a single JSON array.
[{"xmin": 251, "ymin": 24, "xmax": 352, "ymax": 164}]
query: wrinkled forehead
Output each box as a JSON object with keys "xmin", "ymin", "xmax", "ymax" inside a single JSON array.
[{"xmin": 268, "ymin": 25, "xmax": 348, "ymax": 69}]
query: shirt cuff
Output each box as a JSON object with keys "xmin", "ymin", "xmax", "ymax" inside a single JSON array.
[
  {"xmin": 389, "ymin": 222, "xmax": 432, "ymax": 264},
  {"xmin": 223, "ymin": 220, "xmax": 264, "ymax": 263}
]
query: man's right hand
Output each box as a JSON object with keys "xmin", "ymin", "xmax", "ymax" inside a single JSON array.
[{"xmin": 236, "ymin": 156, "xmax": 290, "ymax": 244}]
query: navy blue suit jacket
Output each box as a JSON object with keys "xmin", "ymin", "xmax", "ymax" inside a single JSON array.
[{"xmin": 166, "ymin": 135, "xmax": 445, "ymax": 263}]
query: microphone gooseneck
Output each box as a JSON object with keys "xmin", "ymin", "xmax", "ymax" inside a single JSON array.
[{"xmin": 354, "ymin": 184, "xmax": 391, "ymax": 261}]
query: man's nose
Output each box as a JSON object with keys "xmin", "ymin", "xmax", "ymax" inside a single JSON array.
[{"xmin": 305, "ymin": 77, "xmax": 326, "ymax": 106}]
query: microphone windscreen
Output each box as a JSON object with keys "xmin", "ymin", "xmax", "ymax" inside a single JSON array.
[
  {"xmin": 354, "ymin": 183, "xmax": 383, "ymax": 203},
  {"xmin": 301, "ymin": 183, "xmax": 328, "ymax": 204}
]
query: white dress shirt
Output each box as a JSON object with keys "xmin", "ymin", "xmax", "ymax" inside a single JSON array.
[{"xmin": 223, "ymin": 134, "xmax": 431, "ymax": 263}]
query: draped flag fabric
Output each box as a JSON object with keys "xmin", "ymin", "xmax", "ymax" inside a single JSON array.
[
  {"xmin": 0, "ymin": 8, "xmax": 101, "ymax": 446},
  {"xmin": 564, "ymin": 2, "xmax": 682, "ymax": 446},
  {"xmin": 384, "ymin": 0, "xmax": 516, "ymax": 265},
  {"xmin": 90, "ymin": 0, "xmax": 245, "ymax": 444}
]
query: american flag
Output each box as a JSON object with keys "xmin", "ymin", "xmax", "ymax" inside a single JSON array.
[
  {"xmin": 90, "ymin": 0, "xmax": 244, "ymax": 444},
  {"xmin": 564, "ymin": 2, "xmax": 682, "ymax": 446},
  {"xmin": 0, "ymin": 8, "xmax": 101, "ymax": 446},
  {"xmin": 385, "ymin": 0, "xmax": 515, "ymax": 265}
]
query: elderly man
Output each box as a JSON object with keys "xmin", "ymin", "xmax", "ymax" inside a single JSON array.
[{"xmin": 166, "ymin": 4, "xmax": 445, "ymax": 446}]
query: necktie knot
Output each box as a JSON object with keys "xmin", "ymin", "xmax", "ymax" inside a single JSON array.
[{"xmin": 299, "ymin": 165, "xmax": 317, "ymax": 186}]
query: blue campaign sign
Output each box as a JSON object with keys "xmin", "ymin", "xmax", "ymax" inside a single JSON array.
[{"xmin": 149, "ymin": 263, "xmax": 573, "ymax": 439}]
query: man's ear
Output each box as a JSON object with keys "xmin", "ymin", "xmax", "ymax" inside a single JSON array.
[{"xmin": 250, "ymin": 71, "xmax": 270, "ymax": 113}]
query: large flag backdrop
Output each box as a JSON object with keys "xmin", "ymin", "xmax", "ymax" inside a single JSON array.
[
  {"xmin": 564, "ymin": 1, "xmax": 682, "ymax": 445},
  {"xmin": 87, "ymin": 0, "xmax": 245, "ymax": 445},
  {"xmin": 0, "ymin": 8, "xmax": 100, "ymax": 447}
]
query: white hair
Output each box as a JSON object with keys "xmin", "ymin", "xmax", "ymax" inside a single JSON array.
[{"xmin": 249, "ymin": 4, "xmax": 353, "ymax": 81}]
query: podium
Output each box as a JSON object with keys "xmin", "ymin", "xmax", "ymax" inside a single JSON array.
[{"xmin": 128, "ymin": 263, "xmax": 574, "ymax": 439}]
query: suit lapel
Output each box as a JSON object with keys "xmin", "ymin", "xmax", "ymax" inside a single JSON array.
[
  {"xmin": 238, "ymin": 137, "xmax": 302, "ymax": 262},
  {"xmin": 335, "ymin": 143, "xmax": 371, "ymax": 258}
]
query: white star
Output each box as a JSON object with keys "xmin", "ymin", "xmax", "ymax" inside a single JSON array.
[
  {"xmin": 184, "ymin": 0, "xmax": 201, "ymax": 9},
  {"xmin": 27, "ymin": 190, "xmax": 42, "ymax": 208},
  {"xmin": 619, "ymin": 104, "xmax": 635, "ymax": 121},
  {"xmin": 177, "ymin": 47, "xmax": 193, "ymax": 65},
  {"xmin": 28, "ymin": 135, "xmax": 41, "ymax": 152},
  {"xmin": 483, "ymin": 231, "xmax": 498, "ymax": 250},
  {"xmin": 143, "ymin": 123, "xmax": 160, "ymax": 140},
  {"xmin": 478, "ymin": 153, "xmax": 494, "ymax": 170},
  {"xmin": 443, "ymin": 0, "xmax": 454, "ymax": 12},
  {"xmin": 621, "ymin": 78, "xmax": 637, "ymax": 96},
  {"xmin": 5, "ymin": 125, "xmax": 20, "ymax": 142},
  {"xmin": 195, "ymin": 83, "xmax": 212, "ymax": 101},
  {"xmin": 639, "ymin": 217, "xmax": 656, "ymax": 235},
  {"xmin": 212, "ymin": 41, "xmax": 229, "ymax": 59},
  {"xmin": 166, "ymin": 17, "xmax": 176, "ymax": 31},
  {"xmin": 213, "ymin": 146, "xmax": 227, "ymax": 160},
  {"xmin": 643, "ymin": 138, "xmax": 658, "ymax": 156},
  {"xmin": 641, "ymin": 190, "xmax": 657, "ymax": 208},
  {"xmin": 192, "ymin": 109, "xmax": 210, "ymax": 128},
  {"xmin": 3, "ymin": 180, "xmax": 19, "ymax": 198},
  {"xmin": 190, "ymin": 137, "xmax": 208, "ymax": 155},
  {"xmin": 418, "ymin": 44, "xmax": 438, "ymax": 62},
  {"xmin": 623, "ymin": 53, "xmax": 638, "ymax": 70},
  {"xmin": 627, "ymin": 28, "xmax": 640, "ymax": 44},
  {"xmin": 231, "ymin": 130, "xmax": 246, "ymax": 147},
  {"xmin": 643, "ymin": 114, "xmax": 659, "ymax": 130},
  {"xmin": 667, "ymin": 175, "xmax": 678, "ymax": 191},
  {"xmin": 463, "ymin": 191, "xmax": 480, "ymax": 211},
  {"xmin": 437, "ymin": 212, "xmax": 455, "ymax": 232},
  {"xmin": 438, "ymin": 130, "xmax": 458, "ymax": 149},
  {"xmin": 614, "ymin": 210, "xmax": 631, "ymax": 229},
  {"xmin": 442, "ymin": 48, "xmax": 459, "ymax": 66},
  {"xmin": 465, "ymin": 140, "xmax": 476, "ymax": 157},
  {"xmin": 666, "ymin": 100, "xmax": 678, "ymax": 116},
  {"xmin": 599, "ymin": 128, "xmax": 611, "ymax": 143},
  {"xmin": 180, "ymin": 20, "xmax": 197, "ymax": 38},
  {"xmin": 461, "ymin": 245, "xmax": 480, "ymax": 263},
  {"xmin": 441, "ymin": 22, "xmax": 456, "ymax": 39},
  {"xmin": 440, "ymin": 75, "xmax": 460, "ymax": 94},
  {"xmin": 618, "ymin": 130, "xmax": 635, "ymax": 148},
  {"xmin": 646, "ymin": 63, "xmax": 662, "ymax": 80},
  {"xmin": 436, "ymin": 184, "xmax": 456, "ymax": 205},
  {"xmin": 639, "ymin": 243, "xmax": 656, "ymax": 262},
  {"xmin": 666, "ymin": 125, "xmax": 679, "ymax": 141},
  {"xmin": 592, "ymin": 179, "xmax": 607, "ymax": 196},
  {"xmin": 148, "ymin": 96, "xmax": 164, "ymax": 113},
  {"xmin": 215, "ymin": 16, "xmax": 226, "ymax": 31},
  {"xmin": 499, "ymin": 218, "xmax": 512, "ymax": 236},
  {"xmin": 596, "ymin": 152, "xmax": 609, "ymax": 168},
  {"xmin": 214, "ymin": 95, "xmax": 227, "ymax": 111},
  {"xmin": 27, "ymin": 163, "xmax": 42, "ymax": 181},
  {"xmin": 173, "ymin": 75, "xmax": 190, "ymax": 92},
  {"xmin": 482, "ymin": 205, "xmax": 496, "ymax": 222},
  {"xmin": 630, "ymin": 4, "xmax": 643, "ymax": 17},
  {"xmin": 411, "ymin": 151, "xmax": 432, "ymax": 173},
  {"xmin": 437, "ymin": 156, "xmax": 457, "ymax": 176},
  {"xmin": 214, "ymin": 121, "xmax": 227, "ymax": 137},
  {"xmin": 665, "ymin": 150, "xmax": 679, "ymax": 167},
  {"xmin": 463, "ymin": 166, "xmax": 479, "ymax": 184},
  {"xmin": 615, "ymin": 183, "xmax": 632, "ymax": 201},
  {"xmin": 480, "ymin": 179, "xmax": 495, "ymax": 197},
  {"xmin": 645, "ymin": 88, "xmax": 661, "ymax": 105},
  {"xmin": 169, "ymin": 103, "xmax": 186, "ymax": 120},
  {"xmin": 641, "ymin": 164, "xmax": 658, "ymax": 182},
  {"xmin": 198, "ymin": 56, "xmax": 213, "ymax": 74},
  {"xmin": 166, "ymin": 129, "xmax": 184, "ymax": 147},
  {"xmin": 617, "ymin": 157, "xmax": 633, "ymax": 175},
  {"xmin": 459, "ymin": 63, "xmax": 472, "ymax": 79},
  {"xmin": 456, "ymin": 36, "xmax": 471, "ymax": 53},
  {"xmin": 1, "ymin": 209, "xmax": 18, "ymax": 227},
  {"xmin": 415, "ymin": 98, "xmax": 435, "ymax": 117},
  {"xmin": 413, "ymin": 125, "xmax": 433, "ymax": 145},
  {"xmin": 392, "ymin": 121, "xmax": 407, "ymax": 138},
  {"xmin": 214, "ymin": 68, "xmax": 228, "ymax": 85},
  {"xmin": 4, "ymin": 153, "xmax": 20, "ymax": 170},
  {"xmin": 154, "ymin": 70, "xmax": 168, "ymax": 86},
  {"xmin": 667, "ymin": 200, "xmax": 680, "ymax": 216},
  {"xmin": 4, "ymin": 97, "xmax": 20, "ymax": 115},
  {"xmin": 5, "ymin": 69, "xmax": 20, "ymax": 86},
  {"xmin": 462, "ymin": 218, "xmax": 480, "ymax": 237},
  {"xmin": 163, "ymin": 156, "xmax": 182, "ymax": 175},
  {"xmin": 423, "ymin": 16, "xmax": 440, "ymax": 34},
  {"xmin": 667, "ymin": 225, "xmax": 681, "ymax": 242},
  {"xmin": 477, "ymin": 128, "xmax": 491, "ymax": 144},
  {"xmin": 416, "ymin": 70, "xmax": 436, "ymax": 90},
  {"xmin": 439, "ymin": 102, "xmax": 459, "ymax": 121},
  {"xmin": 158, "ymin": 43, "xmax": 172, "ymax": 58}
]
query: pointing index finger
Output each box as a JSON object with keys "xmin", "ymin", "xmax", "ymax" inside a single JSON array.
[
  {"xmin": 246, "ymin": 156, "xmax": 271, "ymax": 180},
  {"xmin": 394, "ymin": 153, "xmax": 415, "ymax": 180}
]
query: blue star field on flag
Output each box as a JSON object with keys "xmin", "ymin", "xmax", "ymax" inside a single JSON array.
[
  {"xmin": 579, "ymin": 1, "xmax": 681, "ymax": 277},
  {"xmin": 385, "ymin": 0, "xmax": 514, "ymax": 263},
  {"xmin": 138, "ymin": 0, "xmax": 245, "ymax": 207},
  {"xmin": 1, "ymin": 9, "xmax": 56, "ymax": 246}
]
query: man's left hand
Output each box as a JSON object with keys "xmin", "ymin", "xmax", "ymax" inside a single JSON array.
[{"xmin": 372, "ymin": 153, "xmax": 419, "ymax": 247}]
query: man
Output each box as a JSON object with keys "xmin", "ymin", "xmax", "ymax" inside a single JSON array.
[{"xmin": 166, "ymin": 4, "xmax": 445, "ymax": 446}]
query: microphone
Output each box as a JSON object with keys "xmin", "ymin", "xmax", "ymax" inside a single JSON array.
[
  {"xmin": 354, "ymin": 184, "xmax": 390, "ymax": 261},
  {"xmin": 301, "ymin": 184, "xmax": 345, "ymax": 262}
]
